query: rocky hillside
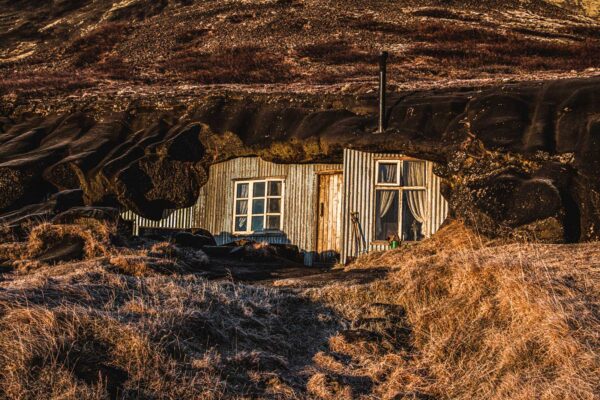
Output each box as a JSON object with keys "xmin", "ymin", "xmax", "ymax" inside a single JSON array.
[{"xmin": 1, "ymin": 0, "xmax": 599, "ymax": 96}]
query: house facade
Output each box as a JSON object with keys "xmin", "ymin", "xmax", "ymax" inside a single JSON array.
[{"xmin": 121, "ymin": 149, "xmax": 448, "ymax": 266}]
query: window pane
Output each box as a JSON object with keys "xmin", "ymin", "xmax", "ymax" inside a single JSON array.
[
  {"xmin": 253, "ymin": 181, "xmax": 266, "ymax": 197},
  {"xmin": 235, "ymin": 200, "xmax": 248, "ymax": 215},
  {"xmin": 266, "ymin": 215, "xmax": 280, "ymax": 230},
  {"xmin": 236, "ymin": 183, "xmax": 249, "ymax": 198},
  {"xmin": 252, "ymin": 199, "xmax": 265, "ymax": 214},
  {"xmin": 402, "ymin": 161, "xmax": 426, "ymax": 187},
  {"xmin": 267, "ymin": 198, "xmax": 281, "ymax": 213},
  {"xmin": 235, "ymin": 217, "xmax": 247, "ymax": 232},
  {"xmin": 377, "ymin": 162, "xmax": 398, "ymax": 184},
  {"xmin": 402, "ymin": 190, "xmax": 424, "ymax": 241},
  {"xmin": 251, "ymin": 216, "xmax": 264, "ymax": 232},
  {"xmin": 268, "ymin": 181, "xmax": 282, "ymax": 196},
  {"xmin": 375, "ymin": 190, "xmax": 399, "ymax": 241}
]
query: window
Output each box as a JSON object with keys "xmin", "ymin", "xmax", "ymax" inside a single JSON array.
[
  {"xmin": 374, "ymin": 160, "xmax": 427, "ymax": 242},
  {"xmin": 234, "ymin": 179, "xmax": 284, "ymax": 234}
]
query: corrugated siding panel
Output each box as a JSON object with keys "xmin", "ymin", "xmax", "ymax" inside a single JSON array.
[
  {"xmin": 121, "ymin": 157, "xmax": 341, "ymax": 266},
  {"xmin": 340, "ymin": 149, "xmax": 448, "ymax": 264}
]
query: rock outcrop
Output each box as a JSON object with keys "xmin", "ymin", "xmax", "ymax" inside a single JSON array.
[{"xmin": 1, "ymin": 76, "xmax": 599, "ymax": 242}]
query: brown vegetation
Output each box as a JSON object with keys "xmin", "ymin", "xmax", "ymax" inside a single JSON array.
[
  {"xmin": 0, "ymin": 220, "xmax": 597, "ymax": 399},
  {"xmin": 165, "ymin": 45, "xmax": 297, "ymax": 84},
  {"xmin": 2, "ymin": 1, "xmax": 599, "ymax": 92},
  {"xmin": 308, "ymin": 222, "xmax": 600, "ymax": 399},
  {"xmin": 297, "ymin": 41, "xmax": 378, "ymax": 65},
  {"xmin": 68, "ymin": 23, "xmax": 132, "ymax": 67}
]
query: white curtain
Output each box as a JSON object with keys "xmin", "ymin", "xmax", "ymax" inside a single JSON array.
[
  {"xmin": 378, "ymin": 162, "xmax": 397, "ymax": 183},
  {"xmin": 376, "ymin": 190, "xmax": 397, "ymax": 237},
  {"xmin": 238, "ymin": 184, "xmax": 249, "ymax": 198},
  {"xmin": 405, "ymin": 162, "xmax": 427, "ymax": 224}
]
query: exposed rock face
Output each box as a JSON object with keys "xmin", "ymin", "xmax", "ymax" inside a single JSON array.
[{"xmin": 1, "ymin": 77, "xmax": 599, "ymax": 242}]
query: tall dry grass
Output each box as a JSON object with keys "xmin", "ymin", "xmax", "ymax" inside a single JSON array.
[
  {"xmin": 308, "ymin": 222, "xmax": 600, "ymax": 399},
  {"xmin": 0, "ymin": 220, "xmax": 597, "ymax": 399}
]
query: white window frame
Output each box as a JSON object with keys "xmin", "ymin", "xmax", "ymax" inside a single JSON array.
[
  {"xmin": 375, "ymin": 160, "xmax": 401, "ymax": 186},
  {"xmin": 233, "ymin": 179, "xmax": 285, "ymax": 234},
  {"xmin": 373, "ymin": 159, "xmax": 427, "ymax": 242}
]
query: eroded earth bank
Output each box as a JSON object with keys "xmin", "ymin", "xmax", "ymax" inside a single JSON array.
[{"xmin": 2, "ymin": 76, "xmax": 600, "ymax": 242}]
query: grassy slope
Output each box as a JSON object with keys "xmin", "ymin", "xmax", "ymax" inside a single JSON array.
[
  {"xmin": 1, "ymin": 0, "xmax": 599, "ymax": 95},
  {"xmin": 0, "ymin": 220, "xmax": 597, "ymax": 399}
]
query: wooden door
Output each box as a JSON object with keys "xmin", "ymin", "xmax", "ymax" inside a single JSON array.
[{"xmin": 317, "ymin": 172, "xmax": 343, "ymax": 263}]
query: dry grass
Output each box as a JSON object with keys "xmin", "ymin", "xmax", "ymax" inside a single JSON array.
[
  {"xmin": 308, "ymin": 221, "xmax": 600, "ymax": 399},
  {"xmin": 297, "ymin": 40, "xmax": 378, "ymax": 65},
  {"xmin": 0, "ymin": 70, "xmax": 96, "ymax": 93},
  {"xmin": 0, "ymin": 222, "xmax": 340, "ymax": 399},
  {"xmin": 68, "ymin": 23, "xmax": 132, "ymax": 67},
  {"xmin": 0, "ymin": 220, "xmax": 597, "ymax": 399},
  {"xmin": 164, "ymin": 45, "xmax": 297, "ymax": 84}
]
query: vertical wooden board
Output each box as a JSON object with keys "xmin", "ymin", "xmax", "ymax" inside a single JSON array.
[{"xmin": 317, "ymin": 172, "xmax": 343, "ymax": 262}]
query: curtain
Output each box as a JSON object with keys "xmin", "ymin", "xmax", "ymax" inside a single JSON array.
[
  {"xmin": 238, "ymin": 200, "xmax": 248, "ymax": 214},
  {"xmin": 238, "ymin": 183, "xmax": 249, "ymax": 198},
  {"xmin": 376, "ymin": 190, "xmax": 397, "ymax": 237},
  {"xmin": 405, "ymin": 162, "xmax": 427, "ymax": 224},
  {"xmin": 378, "ymin": 162, "xmax": 397, "ymax": 183}
]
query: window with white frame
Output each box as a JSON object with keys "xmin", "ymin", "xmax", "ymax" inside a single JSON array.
[
  {"xmin": 374, "ymin": 160, "xmax": 427, "ymax": 242},
  {"xmin": 233, "ymin": 179, "xmax": 284, "ymax": 234}
]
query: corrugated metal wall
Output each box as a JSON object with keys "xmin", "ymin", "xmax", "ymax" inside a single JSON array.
[
  {"xmin": 121, "ymin": 152, "xmax": 447, "ymax": 266},
  {"xmin": 121, "ymin": 157, "xmax": 342, "ymax": 266},
  {"xmin": 340, "ymin": 149, "xmax": 448, "ymax": 264}
]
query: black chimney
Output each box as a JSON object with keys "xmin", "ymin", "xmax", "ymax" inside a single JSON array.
[{"xmin": 377, "ymin": 51, "xmax": 388, "ymax": 133}]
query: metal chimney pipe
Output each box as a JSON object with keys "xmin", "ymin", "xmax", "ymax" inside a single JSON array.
[{"xmin": 377, "ymin": 51, "xmax": 388, "ymax": 133}]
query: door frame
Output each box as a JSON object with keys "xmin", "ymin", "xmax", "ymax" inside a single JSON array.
[{"xmin": 315, "ymin": 170, "xmax": 343, "ymax": 263}]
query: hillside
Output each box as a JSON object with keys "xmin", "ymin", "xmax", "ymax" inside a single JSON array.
[{"xmin": 1, "ymin": 0, "xmax": 600, "ymax": 96}]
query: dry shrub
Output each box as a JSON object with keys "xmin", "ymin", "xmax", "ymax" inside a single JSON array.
[
  {"xmin": 165, "ymin": 45, "xmax": 296, "ymax": 84},
  {"xmin": 349, "ymin": 220, "xmax": 483, "ymax": 269},
  {"xmin": 407, "ymin": 22, "xmax": 600, "ymax": 71},
  {"xmin": 411, "ymin": 8, "xmax": 479, "ymax": 22},
  {"xmin": 107, "ymin": 254, "xmax": 183, "ymax": 276},
  {"xmin": 26, "ymin": 220, "xmax": 111, "ymax": 260},
  {"xmin": 307, "ymin": 372, "xmax": 354, "ymax": 400},
  {"xmin": 322, "ymin": 222, "xmax": 600, "ymax": 399},
  {"xmin": 68, "ymin": 23, "xmax": 132, "ymax": 67},
  {"xmin": 297, "ymin": 40, "xmax": 377, "ymax": 65},
  {"xmin": 107, "ymin": 241, "xmax": 209, "ymax": 277},
  {"xmin": 0, "ymin": 70, "xmax": 96, "ymax": 93},
  {"xmin": 0, "ymin": 265, "xmax": 341, "ymax": 399}
]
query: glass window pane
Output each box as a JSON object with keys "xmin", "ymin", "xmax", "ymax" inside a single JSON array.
[
  {"xmin": 235, "ymin": 217, "xmax": 247, "ymax": 232},
  {"xmin": 268, "ymin": 181, "xmax": 282, "ymax": 196},
  {"xmin": 236, "ymin": 183, "xmax": 249, "ymax": 198},
  {"xmin": 375, "ymin": 190, "xmax": 399, "ymax": 241},
  {"xmin": 251, "ymin": 216, "xmax": 264, "ymax": 232},
  {"xmin": 235, "ymin": 200, "xmax": 248, "ymax": 215},
  {"xmin": 402, "ymin": 161, "xmax": 426, "ymax": 187},
  {"xmin": 252, "ymin": 199, "xmax": 265, "ymax": 214},
  {"xmin": 377, "ymin": 162, "xmax": 398, "ymax": 184},
  {"xmin": 402, "ymin": 191, "xmax": 424, "ymax": 241},
  {"xmin": 267, "ymin": 198, "xmax": 281, "ymax": 213},
  {"xmin": 266, "ymin": 215, "xmax": 280, "ymax": 230},
  {"xmin": 253, "ymin": 181, "xmax": 266, "ymax": 197}
]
